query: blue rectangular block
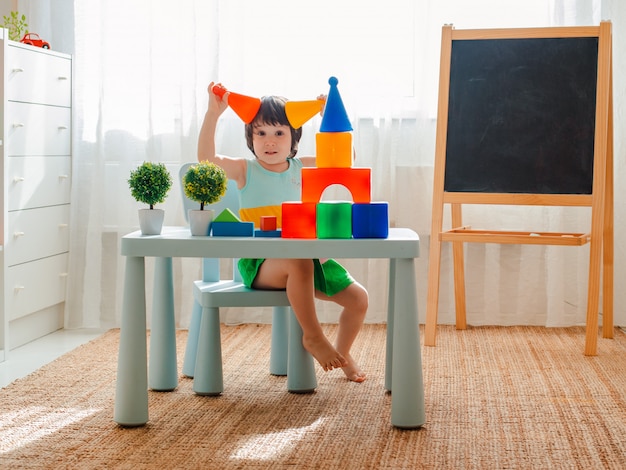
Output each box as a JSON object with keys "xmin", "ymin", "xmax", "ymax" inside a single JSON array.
[
  {"xmin": 211, "ymin": 221, "xmax": 254, "ymax": 237},
  {"xmin": 254, "ymin": 229, "xmax": 282, "ymax": 238}
]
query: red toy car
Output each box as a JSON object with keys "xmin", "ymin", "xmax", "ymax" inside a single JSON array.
[{"xmin": 20, "ymin": 33, "xmax": 50, "ymax": 49}]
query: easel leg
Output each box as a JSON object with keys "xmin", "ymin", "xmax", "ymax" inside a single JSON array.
[
  {"xmin": 602, "ymin": 64, "xmax": 614, "ymax": 339},
  {"xmin": 425, "ymin": 191, "xmax": 446, "ymax": 347},
  {"xmin": 425, "ymin": 235, "xmax": 443, "ymax": 347},
  {"xmin": 584, "ymin": 239, "xmax": 601, "ymax": 356},
  {"xmin": 451, "ymin": 204, "xmax": 467, "ymax": 330},
  {"xmin": 585, "ymin": 21, "xmax": 613, "ymax": 356}
]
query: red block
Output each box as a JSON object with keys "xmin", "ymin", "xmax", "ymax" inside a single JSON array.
[
  {"xmin": 260, "ymin": 216, "xmax": 277, "ymax": 231},
  {"xmin": 281, "ymin": 202, "xmax": 316, "ymax": 238}
]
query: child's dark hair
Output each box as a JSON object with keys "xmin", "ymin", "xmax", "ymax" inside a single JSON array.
[{"xmin": 245, "ymin": 96, "xmax": 303, "ymax": 158}]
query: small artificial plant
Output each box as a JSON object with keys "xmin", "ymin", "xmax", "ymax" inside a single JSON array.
[
  {"xmin": 183, "ymin": 161, "xmax": 227, "ymax": 209},
  {"xmin": 128, "ymin": 162, "xmax": 173, "ymax": 209},
  {"xmin": 3, "ymin": 11, "xmax": 28, "ymax": 41}
]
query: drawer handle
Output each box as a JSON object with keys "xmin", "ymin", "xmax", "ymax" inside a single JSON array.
[
  {"xmin": 58, "ymin": 223, "xmax": 68, "ymax": 228},
  {"xmin": 59, "ymin": 174, "xmax": 69, "ymax": 179},
  {"xmin": 13, "ymin": 176, "xmax": 25, "ymax": 183},
  {"xmin": 12, "ymin": 68, "xmax": 24, "ymax": 73},
  {"xmin": 58, "ymin": 76, "xmax": 68, "ymax": 80},
  {"xmin": 14, "ymin": 285, "xmax": 25, "ymax": 292},
  {"xmin": 13, "ymin": 231, "xmax": 25, "ymax": 238},
  {"xmin": 59, "ymin": 272, "xmax": 69, "ymax": 278},
  {"xmin": 13, "ymin": 123, "xmax": 24, "ymax": 128},
  {"xmin": 58, "ymin": 125, "xmax": 68, "ymax": 130}
]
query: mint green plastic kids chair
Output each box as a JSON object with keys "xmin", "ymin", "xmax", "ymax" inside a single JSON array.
[{"xmin": 178, "ymin": 163, "xmax": 317, "ymax": 395}]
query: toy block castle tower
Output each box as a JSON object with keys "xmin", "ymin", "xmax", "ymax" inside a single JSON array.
[{"xmin": 282, "ymin": 77, "xmax": 389, "ymax": 239}]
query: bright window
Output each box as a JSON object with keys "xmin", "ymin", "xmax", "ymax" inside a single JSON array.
[{"xmin": 216, "ymin": 0, "xmax": 416, "ymax": 99}]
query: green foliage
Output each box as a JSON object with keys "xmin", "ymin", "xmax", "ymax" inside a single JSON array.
[
  {"xmin": 128, "ymin": 162, "xmax": 173, "ymax": 209},
  {"xmin": 3, "ymin": 11, "xmax": 28, "ymax": 41},
  {"xmin": 183, "ymin": 161, "xmax": 227, "ymax": 210}
]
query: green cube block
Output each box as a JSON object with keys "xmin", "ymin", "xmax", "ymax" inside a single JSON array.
[{"xmin": 316, "ymin": 201, "xmax": 352, "ymax": 239}]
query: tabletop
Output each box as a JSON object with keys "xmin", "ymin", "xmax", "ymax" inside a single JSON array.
[{"xmin": 121, "ymin": 226, "xmax": 420, "ymax": 259}]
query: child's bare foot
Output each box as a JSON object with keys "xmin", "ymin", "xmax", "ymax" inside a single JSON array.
[
  {"xmin": 340, "ymin": 353, "xmax": 366, "ymax": 383},
  {"xmin": 303, "ymin": 335, "xmax": 347, "ymax": 371}
]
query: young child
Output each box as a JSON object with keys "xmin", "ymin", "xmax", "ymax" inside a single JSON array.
[{"xmin": 197, "ymin": 82, "xmax": 368, "ymax": 382}]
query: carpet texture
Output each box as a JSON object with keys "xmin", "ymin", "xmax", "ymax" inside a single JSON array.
[{"xmin": 1, "ymin": 324, "xmax": 625, "ymax": 469}]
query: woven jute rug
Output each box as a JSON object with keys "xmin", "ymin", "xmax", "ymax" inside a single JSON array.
[{"xmin": 1, "ymin": 324, "xmax": 625, "ymax": 469}]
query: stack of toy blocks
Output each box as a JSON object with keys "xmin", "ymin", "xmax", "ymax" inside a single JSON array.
[
  {"xmin": 209, "ymin": 77, "xmax": 389, "ymax": 239},
  {"xmin": 282, "ymin": 77, "xmax": 389, "ymax": 239}
]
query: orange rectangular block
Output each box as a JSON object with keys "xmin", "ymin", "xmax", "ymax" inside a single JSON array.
[
  {"xmin": 260, "ymin": 216, "xmax": 277, "ymax": 231},
  {"xmin": 281, "ymin": 202, "xmax": 317, "ymax": 238},
  {"xmin": 316, "ymin": 132, "xmax": 352, "ymax": 168},
  {"xmin": 301, "ymin": 167, "xmax": 371, "ymax": 204}
]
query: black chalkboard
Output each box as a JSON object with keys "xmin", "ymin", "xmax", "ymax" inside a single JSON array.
[{"xmin": 443, "ymin": 37, "xmax": 599, "ymax": 194}]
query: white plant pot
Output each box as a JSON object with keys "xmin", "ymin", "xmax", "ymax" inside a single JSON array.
[
  {"xmin": 188, "ymin": 209, "xmax": 215, "ymax": 236},
  {"xmin": 138, "ymin": 208, "xmax": 165, "ymax": 235}
]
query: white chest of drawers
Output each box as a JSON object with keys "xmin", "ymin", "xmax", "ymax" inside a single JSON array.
[{"xmin": 1, "ymin": 29, "xmax": 72, "ymax": 359}]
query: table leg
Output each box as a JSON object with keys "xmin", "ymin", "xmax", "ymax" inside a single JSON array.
[
  {"xmin": 149, "ymin": 257, "xmax": 178, "ymax": 391},
  {"xmin": 390, "ymin": 258, "xmax": 426, "ymax": 428},
  {"xmin": 287, "ymin": 308, "xmax": 317, "ymax": 392},
  {"xmin": 385, "ymin": 259, "xmax": 396, "ymax": 392},
  {"xmin": 182, "ymin": 300, "xmax": 202, "ymax": 378},
  {"xmin": 114, "ymin": 256, "xmax": 149, "ymax": 426},
  {"xmin": 193, "ymin": 306, "xmax": 223, "ymax": 395},
  {"xmin": 270, "ymin": 306, "xmax": 289, "ymax": 376}
]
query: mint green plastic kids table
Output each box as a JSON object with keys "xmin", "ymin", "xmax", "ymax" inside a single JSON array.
[{"xmin": 114, "ymin": 226, "xmax": 425, "ymax": 429}]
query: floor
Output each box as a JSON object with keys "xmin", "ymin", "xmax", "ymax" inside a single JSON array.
[
  {"xmin": 0, "ymin": 329, "xmax": 105, "ymax": 389},
  {"xmin": 2, "ymin": 326, "xmax": 624, "ymax": 390}
]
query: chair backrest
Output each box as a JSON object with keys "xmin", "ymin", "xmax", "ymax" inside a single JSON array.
[
  {"xmin": 179, "ymin": 162, "xmax": 240, "ymax": 223},
  {"xmin": 179, "ymin": 163, "xmax": 243, "ymax": 282}
]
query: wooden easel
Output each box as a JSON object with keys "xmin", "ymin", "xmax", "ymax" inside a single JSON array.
[{"xmin": 425, "ymin": 22, "xmax": 613, "ymax": 356}]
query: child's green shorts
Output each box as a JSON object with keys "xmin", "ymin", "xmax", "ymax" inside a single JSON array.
[{"xmin": 237, "ymin": 258, "xmax": 354, "ymax": 297}]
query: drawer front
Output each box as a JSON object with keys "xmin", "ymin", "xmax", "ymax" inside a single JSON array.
[
  {"xmin": 7, "ymin": 254, "xmax": 69, "ymax": 320},
  {"xmin": 6, "ymin": 45, "xmax": 71, "ymax": 107},
  {"xmin": 6, "ymin": 102, "xmax": 71, "ymax": 156},
  {"xmin": 7, "ymin": 156, "xmax": 71, "ymax": 210},
  {"xmin": 7, "ymin": 205, "xmax": 70, "ymax": 266}
]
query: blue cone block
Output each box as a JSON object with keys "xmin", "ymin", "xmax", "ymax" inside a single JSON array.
[
  {"xmin": 352, "ymin": 202, "xmax": 389, "ymax": 238},
  {"xmin": 320, "ymin": 76, "xmax": 353, "ymax": 132}
]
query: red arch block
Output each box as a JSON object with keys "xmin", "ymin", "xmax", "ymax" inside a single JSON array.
[{"xmin": 301, "ymin": 168, "xmax": 371, "ymax": 203}]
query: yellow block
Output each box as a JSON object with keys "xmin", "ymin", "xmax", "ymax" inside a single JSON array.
[{"xmin": 316, "ymin": 132, "xmax": 352, "ymax": 168}]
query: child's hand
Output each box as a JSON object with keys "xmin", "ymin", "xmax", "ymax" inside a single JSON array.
[
  {"xmin": 317, "ymin": 94, "xmax": 327, "ymax": 116},
  {"xmin": 208, "ymin": 81, "xmax": 230, "ymax": 116}
]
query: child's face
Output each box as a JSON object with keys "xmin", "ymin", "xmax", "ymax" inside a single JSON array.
[{"xmin": 251, "ymin": 123, "xmax": 293, "ymax": 166}]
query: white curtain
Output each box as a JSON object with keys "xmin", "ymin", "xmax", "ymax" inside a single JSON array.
[{"xmin": 22, "ymin": 0, "xmax": 624, "ymax": 329}]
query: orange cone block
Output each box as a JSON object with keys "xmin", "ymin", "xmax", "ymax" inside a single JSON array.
[
  {"xmin": 212, "ymin": 84, "xmax": 261, "ymax": 124},
  {"xmin": 285, "ymin": 99, "xmax": 325, "ymax": 129}
]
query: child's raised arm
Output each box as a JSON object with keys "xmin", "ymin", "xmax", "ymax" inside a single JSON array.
[{"xmin": 197, "ymin": 82, "xmax": 247, "ymax": 187}]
